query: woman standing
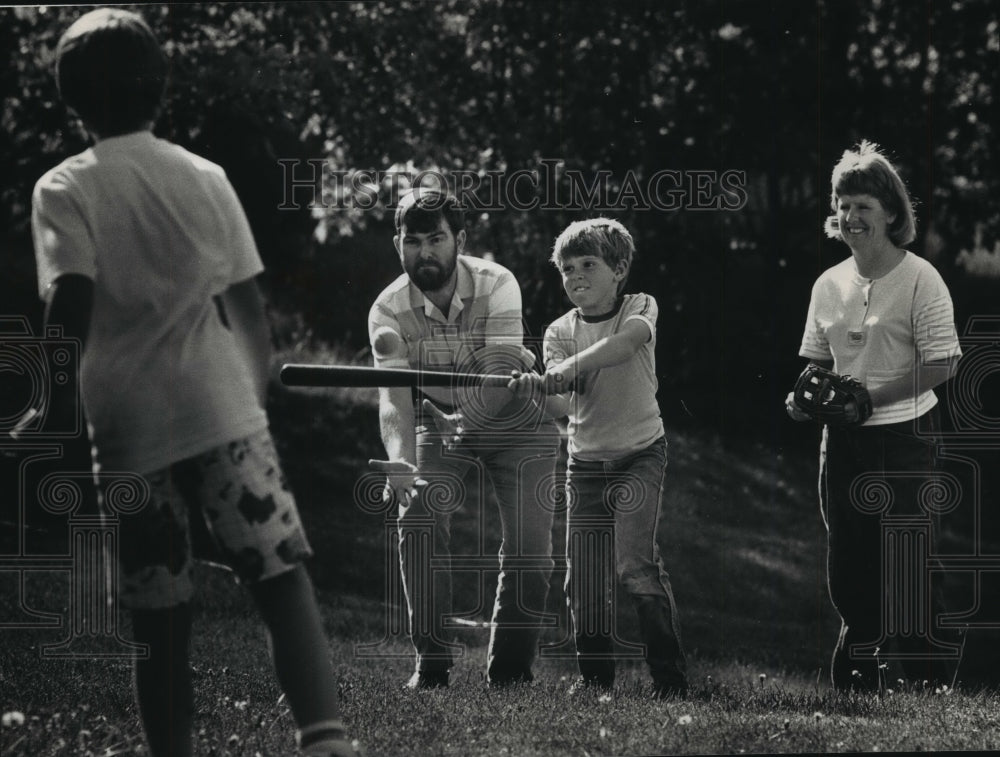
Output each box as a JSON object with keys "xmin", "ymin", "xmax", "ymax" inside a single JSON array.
[{"xmin": 787, "ymin": 141, "xmax": 962, "ymax": 690}]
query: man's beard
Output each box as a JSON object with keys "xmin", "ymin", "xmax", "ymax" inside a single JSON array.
[{"xmin": 408, "ymin": 249, "xmax": 457, "ymax": 292}]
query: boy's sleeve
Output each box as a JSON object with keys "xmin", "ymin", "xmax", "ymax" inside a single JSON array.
[
  {"xmin": 621, "ymin": 294, "xmax": 657, "ymax": 342},
  {"xmin": 215, "ymin": 172, "xmax": 264, "ymax": 286},
  {"xmin": 31, "ymin": 171, "xmax": 97, "ymax": 301},
  {"xmin": 543, "ymin": 320, "xmax": 572, "ymax": 369}
]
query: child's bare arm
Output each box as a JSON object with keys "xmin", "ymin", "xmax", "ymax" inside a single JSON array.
[
  {"xmin": 508, "ymin": 371, "xmax": 570, "ymax": 419},
  {"xmin": 541, "ymin": 393, "xmax": 571, "ymax": 419},
  {"xmin": 218, "ymin": 277, "xmax": 271, "ymax": 406},
  {"xmin": 45, "ymin": 273, "xmax": 93, "ymax": 346},
  {"xmin": 544, "ymin": 318, "xmax": 650, "ymax": 393},
  {"xmin": 42, "ymin": 274, "xmax": 93, "ymax": 431}
]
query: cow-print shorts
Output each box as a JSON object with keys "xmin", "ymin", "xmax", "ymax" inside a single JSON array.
[{"xmin": 110, "ymin": 429, "xmax": 314, "ymax": 610}]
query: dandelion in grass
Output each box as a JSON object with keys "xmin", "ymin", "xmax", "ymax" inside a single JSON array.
[
  {"xmin": 2, "ymin": 710, "xmax": 26, "ymax": 727},
  {"xmin": 677, "ymin": 714, "xmax": 693, "ymax": 725},
  {"xmin": 812, "ymin": 711, "xmax": 823, "ymax": 722}
]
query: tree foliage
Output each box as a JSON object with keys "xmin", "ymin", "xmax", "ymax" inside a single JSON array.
[{"xmin": 2, "ymin": 0, "xmax": 998, "ymax": 436}]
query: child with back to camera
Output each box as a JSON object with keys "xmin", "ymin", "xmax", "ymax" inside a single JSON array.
[
  {"xmin": 509, "ymin": 218, "xmax": 689, "ymax": 698},
  {"xmin": 31, "ymin": 8, "xmax": 359, "ymax": 755}
]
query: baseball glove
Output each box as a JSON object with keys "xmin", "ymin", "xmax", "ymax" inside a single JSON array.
[{"xmin": 792, "ymin": 364, "xmax": 873, "ymax": 427}]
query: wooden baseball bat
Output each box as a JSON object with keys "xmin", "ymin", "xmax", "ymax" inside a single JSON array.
[{"xmin": 279, "ymin": 363, "xmax": 514, "ymax": 388}]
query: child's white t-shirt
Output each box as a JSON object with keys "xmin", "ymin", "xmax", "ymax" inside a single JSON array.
[
  {"xmin": 32, "ymin": 131, "xmax": 268, "ymax": 474},
  {"xmin": 544, "ymin": 293, "xmax": 664, "ymax": 460}
]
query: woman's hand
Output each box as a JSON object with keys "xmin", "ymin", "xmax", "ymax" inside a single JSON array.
[{"xmin": 785, "ymin": 391, "xmax": 812, "ymax": 422}]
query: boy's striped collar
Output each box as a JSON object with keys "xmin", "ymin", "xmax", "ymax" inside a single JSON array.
[{"xmin": 578, "ymin": 296, "xmax": 625, "ymax": 323}]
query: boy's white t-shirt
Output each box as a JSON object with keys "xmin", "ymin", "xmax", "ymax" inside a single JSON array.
[
  {"xmin": 544, "ymin": 293, "xmax": 664, "ymax": 460},
  {"xmin": 32, "ymin": 131, "xmax": 268, "ymax": 474},
  {"xmin": 799, "ymin": 251, "xmax": 962, "ymax": 425}
]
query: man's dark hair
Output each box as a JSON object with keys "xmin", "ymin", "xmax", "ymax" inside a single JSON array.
[
  {"xmin": 394, "ymin": 188, "xmax": 465, "ymax": 235},
  {"xmin": 55, "ymin": 8, "xmax": 167, "ymax": 137}
]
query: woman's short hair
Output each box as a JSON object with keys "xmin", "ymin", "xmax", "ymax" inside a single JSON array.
[{"xmin": 824, "ymin": 140, "xmax": 917, "ymax": 247}]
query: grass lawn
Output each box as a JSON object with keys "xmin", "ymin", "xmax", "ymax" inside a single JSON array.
[
  {"xmin": 2, "ymin": 363, "xmax": 998, "ymax": 755},
  {"xmin": 4, "ymin": 577, "xmax": 1000, "ymax": 756}
]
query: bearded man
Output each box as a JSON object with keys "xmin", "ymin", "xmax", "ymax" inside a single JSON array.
[{"xmin": 367, "ymin": 189, "xmax": 559, "ymax": 689}]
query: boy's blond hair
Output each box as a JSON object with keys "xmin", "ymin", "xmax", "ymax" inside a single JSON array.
[{"xmin": 550, "ymin": 218, "xmax": 635, "ymax": 293}]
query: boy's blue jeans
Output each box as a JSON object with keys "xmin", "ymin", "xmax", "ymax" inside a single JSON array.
[
  {"xmin": 399, "ymin": 416, "xmax": 559, "ymax": 684},
  {"xmin": 565, "ymin": 436, "xmax": 687, "ymax": 689}
]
